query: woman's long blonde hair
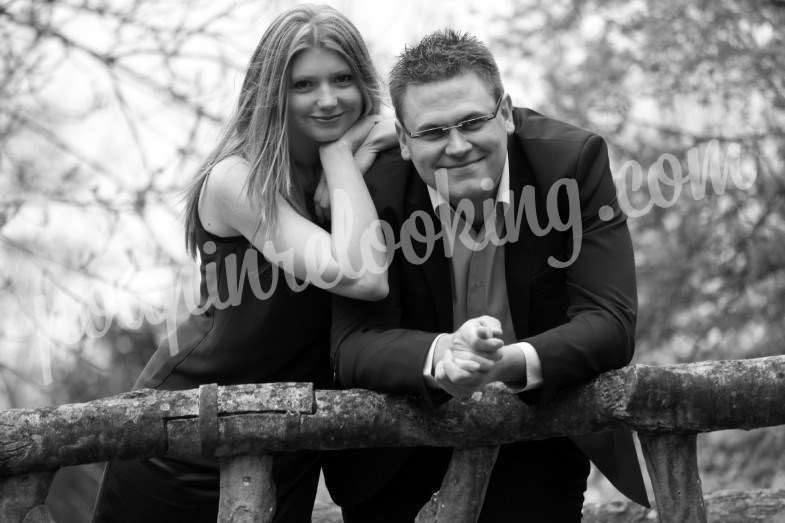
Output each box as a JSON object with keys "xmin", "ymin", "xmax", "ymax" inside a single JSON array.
[{"xmin": 184, "ymin": 4, "xmax": 381, "ymax": 257}]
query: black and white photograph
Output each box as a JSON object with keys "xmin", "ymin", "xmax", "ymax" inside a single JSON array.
[{"xmin": 1, "ymin": 0, "xmax": 783, "ymax": 521}]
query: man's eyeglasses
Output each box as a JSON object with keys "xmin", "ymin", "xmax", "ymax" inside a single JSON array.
[{"xmin": 399, "ymin": 95, "xmax": 504, "ymax": 142}]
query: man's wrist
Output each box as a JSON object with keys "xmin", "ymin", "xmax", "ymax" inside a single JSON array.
[
  {"xmin": 432, "ymin": 333, "xmax": 453, "ymax": 376},
  {"xmin": 424, "ymin": 333, "xmax": 452, "ymax": 389},
  {"xmin": 493, "ymin": 345, "xmax": 527, "ymax": 389}
]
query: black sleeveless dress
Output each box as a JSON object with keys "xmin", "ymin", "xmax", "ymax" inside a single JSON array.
[
  {"xmin": 137, "ymin": 211, "xmax": 331, "ymax": 391},
  {"xmin": 92, "ymin": 208, "xmax": 332, "ymax": 523}
]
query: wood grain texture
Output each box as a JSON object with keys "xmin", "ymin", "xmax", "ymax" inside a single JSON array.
[
  {"xmin": 218, "ymin": 454, "xmax": 276, "ymax": 523},
  {"xmin": 415, "ymin": 446, "xmax": 499, "ymax": 523},
  {"xmin": 639, "ymin": 432, "xmax": 707, "ymax": 523}
]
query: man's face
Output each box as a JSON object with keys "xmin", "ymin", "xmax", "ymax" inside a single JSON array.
[{"xmin": 396, "ymin": 72, "xmax": 515, "ymax": 207}]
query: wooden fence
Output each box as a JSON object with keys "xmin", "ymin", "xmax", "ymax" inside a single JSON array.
[{"xmin": 2, "ymin": 355, "xmax": 785, "ymax": 522}]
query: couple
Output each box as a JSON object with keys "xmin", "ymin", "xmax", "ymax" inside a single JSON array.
[{"xmin": 93, "ymin": 4, "xmax": 647, "ymax": 522}]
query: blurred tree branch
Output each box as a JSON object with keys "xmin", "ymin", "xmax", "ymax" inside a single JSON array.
[
  {"xmin": 0, "ymin": 0, "xmax": 281, "ymax": 404},
  {"xmin": 493, "ymin": 0, "xmax": 785, "ymax": 364},
  {"xmin": 492, "ymin": 0, "xmax": 785, "ymax": 495}
]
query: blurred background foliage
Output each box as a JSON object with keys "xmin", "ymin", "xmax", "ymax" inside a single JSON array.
[
  {"xmin": 0, "ymin": 0, "xmax": 783, "ymax": 520},
  {"xmin": 492, "ymin": 0, "xmax": 785, "ymax": 502}
]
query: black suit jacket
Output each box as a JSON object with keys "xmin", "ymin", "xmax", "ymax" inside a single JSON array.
[{"xmin": 327, "ymin": 108, "xmax": 648, "ymax": 508}]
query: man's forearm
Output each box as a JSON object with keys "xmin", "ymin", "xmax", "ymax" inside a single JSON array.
[{"xmin": 488, "ymin": 345, "xmax": 526, "ymax": 385}]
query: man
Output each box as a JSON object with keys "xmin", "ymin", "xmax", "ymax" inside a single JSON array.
[{"xmin": 325, "ymin": 29, "xmax": 648, "ymax": 522}]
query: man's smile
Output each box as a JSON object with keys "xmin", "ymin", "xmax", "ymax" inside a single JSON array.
[{"xmin": 439, "ymin": 157, "xmax": 485, "ymax": 170}]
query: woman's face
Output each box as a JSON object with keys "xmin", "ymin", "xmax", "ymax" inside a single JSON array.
[{"xmin": 287, "ymin": 46, "xmax": 364, "ymax": 145}]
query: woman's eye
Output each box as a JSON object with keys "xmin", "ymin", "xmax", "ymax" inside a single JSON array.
[
  {"xmin": 292, "ymin": 79, "xmax": 312, "ymax": 91},
  {"xmin": 334, "ymin": 74, "xmax": 354, "ymax": 86}
]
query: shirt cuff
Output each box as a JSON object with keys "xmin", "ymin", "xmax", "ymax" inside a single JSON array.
[
  {"xmin": 505, "ymin": 341, "xmax": 542, "ymax": 394},
  {"xmin": 513, "ymin": 342, "xmax": 543, "ymax": 392},
  {"xmin": 423, "ymin": 333, "xmax": 448, "ymax": 389}
]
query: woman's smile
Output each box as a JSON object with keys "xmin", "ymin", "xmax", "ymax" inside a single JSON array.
[{"xmin": 311, "ymin": 112, "xmax": 345, "ymax": 123}]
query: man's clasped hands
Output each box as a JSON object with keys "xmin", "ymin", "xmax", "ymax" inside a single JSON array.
[{"xmin": 431, "ymin": 316, "xmax": 526, "ymax": 397}]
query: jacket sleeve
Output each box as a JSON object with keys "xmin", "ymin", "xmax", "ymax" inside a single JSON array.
[
  {"xmin": 331, "ymin": 251, "xmax": 442, "ymax": 400},
  {"xmin": 521, "ymin": 134, "xmax": 637, "ymax": 404},
  {"xmin": 329, "ymin": 155, "xmax": 445, "ymax": 401}
]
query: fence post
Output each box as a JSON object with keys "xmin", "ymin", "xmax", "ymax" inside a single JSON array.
[
  {"xmin": 415, "ymin": 446, "xmax": 499, "ymax": 523},
  {"xmin": 218, "ymin": 454, "xmax": 276, "ymax": 523},
  {"xmin": 0, "ymin": 471, "xmax": 55, "ymax": 522},
  {"xmin": 639, "ymin": 432, "xmax": 707, "ymax": 523}
]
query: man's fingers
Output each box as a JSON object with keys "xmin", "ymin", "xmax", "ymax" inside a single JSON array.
[
  {"xmin": 438, "ymin": 357, "xmax": 482, "ymax": 387},
  {"xmin": 473, "ymin": 317, "xmax": 503, "ymax": 343},
  {"xmin": 452, "ymin": 357, "xmax": 482, "ymax": 373},
  {"xmin": 462, "ymin": 334, "xmax": 503, "ymax": 358},
  {"xmin": 476, "ymin": 315, "xmax": 502, "ymax": 330},
  {"xmin": 474, "ymin": 336, "xmax": 504, "ymax": 353},
  {"xmin": 445, "ymin": 361, "xmax": 474, "ymax": 383},
  {"xmin": 453, "ymin": 355, "xmax": 493, "ymax": 373},
  {"xmin": 477, "ymin": 325, "xmax": 503, "ymax": 341},
  {"xmin": 451, "ymin": 347, "xmax": 498, "ymax": 368}
]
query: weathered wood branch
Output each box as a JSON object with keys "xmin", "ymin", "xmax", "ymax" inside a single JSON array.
[
  {"xmin": 218, "ymin": 454, "xmax": 276, "ymax": 523},
  {"xmin": 312, "ymin": 488, "xmax": 785, "ymax": 522},
  {"xmin": 0, "ymin": 382, "xmax": 313, "ymax": 475},
  {"xmin": 639, "ymin": 432, "xmax": 707, "ymax": 523},
  {"xmin": 416, "ymin": 446, "xmax": 499, "ymax": 523},
  {"xmin": 582, "ymin": 489, "xmax": 785, "ymax": 522},
  {"xmin": 0, "ymin": 472, "xmax": 55, "ymax": 522},
  {"xmin": 1, "ymin": 356, "xmax": 784, "ymax": 477}
]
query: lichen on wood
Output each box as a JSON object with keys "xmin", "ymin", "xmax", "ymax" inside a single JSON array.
[
  {"xmin": 218, "ymin": 454, "xmax": 276, "ymax": 523},
  {"xmin": 1, "ymin": 357, "xmax": 785, "ymax": 522},
  {"xmin": 0, "ymin": 471, "xmax": 54, "ymax": 523}
]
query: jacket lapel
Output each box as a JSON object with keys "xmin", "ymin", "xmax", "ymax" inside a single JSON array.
[
  {"xmin": 505, "ymin": 133, "xmax": 533, "ymax": 339},
  {"xmin": 404, "ymin": 173, "xmax": 454, "ymax": 333}
]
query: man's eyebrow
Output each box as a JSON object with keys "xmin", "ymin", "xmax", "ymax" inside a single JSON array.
[{"xmin": 415, "ymin": 110, "xmax": 487, "ymax": 131}]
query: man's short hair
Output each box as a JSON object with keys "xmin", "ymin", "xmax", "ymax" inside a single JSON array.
[{"xmin": 389, "ymin": 29, "xmax": 504, "ymax": 120}]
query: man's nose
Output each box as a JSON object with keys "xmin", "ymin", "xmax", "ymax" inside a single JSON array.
[
  {"xmin": 316, "ymin": 84, "xmax": 338, "ymax": 110},
  {"xmin": 444, "ymin": 128, "xmax": 472, "ymax": 156}
]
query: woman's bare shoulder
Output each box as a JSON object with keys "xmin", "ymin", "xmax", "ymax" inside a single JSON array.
[
  {"xmin": 210, "ymin": 155, "xmax": 250, "ymax": 182},
  {"xmin": 205, "ymin": 156, "xmax": 253, "ymax": 200},
  {"xmin": 200, "ymin": 155, "xmax": 252, "ymax": 236}
]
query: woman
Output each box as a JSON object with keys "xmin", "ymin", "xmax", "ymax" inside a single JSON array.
[{"xmin": 92, "ymin": 5, "xmax": 391, "ymax": 522}]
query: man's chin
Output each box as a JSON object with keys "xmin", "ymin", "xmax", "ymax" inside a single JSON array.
[{"xmin": 448, "ymin": 186, "xmax": 496, "ymax": 209}]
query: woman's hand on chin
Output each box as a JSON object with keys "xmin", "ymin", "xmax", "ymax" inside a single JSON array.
[
  {"xmin": 353, "ymin": 117, "xmax": 397, "ymax": 174},
  {"xmin": 321, "ymin": 115, "xmax": 378, "ymax": 155},
  {"xmin": 314, "ymin": 115, "xmax": 397, "ymax": 217}
]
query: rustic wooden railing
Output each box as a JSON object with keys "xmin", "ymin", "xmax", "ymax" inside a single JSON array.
[{"xmin": 1, "ymin": 356, "xmax": 785, "ymax": 522}]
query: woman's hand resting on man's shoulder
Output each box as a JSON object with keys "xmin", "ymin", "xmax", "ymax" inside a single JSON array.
[{"xmin": 314, "ymin": 115, "xmax": 397, "ymax": 222}]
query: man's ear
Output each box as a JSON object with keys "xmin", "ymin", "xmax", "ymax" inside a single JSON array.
[
  {"xmin": 500, "ymin": 94, "xmax": 515, "ymax": 135},
  {"xmin": 395, "ymin": 120, "xmax": 411, "ymax": 161}
]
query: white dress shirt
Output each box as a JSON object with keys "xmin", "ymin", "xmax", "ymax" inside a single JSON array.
[{"xmin": 422, "ymin": 156, "xmax": 543, "ymax": 392}]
